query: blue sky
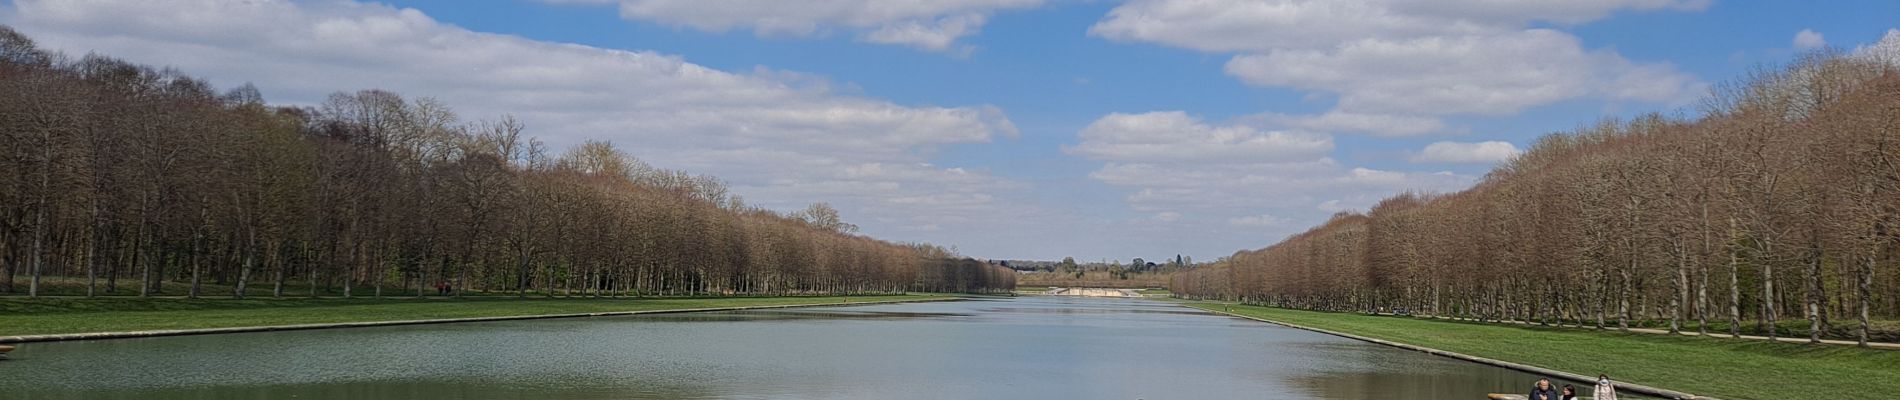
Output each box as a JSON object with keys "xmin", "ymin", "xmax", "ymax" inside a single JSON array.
[{"xmin": 5, "ymin": 0, "xmax": 1897, "ymax": 262}]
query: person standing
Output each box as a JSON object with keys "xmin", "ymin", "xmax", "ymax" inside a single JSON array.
[
  {"xmin": 1529, "ymin": 378, "xmax": 1558, "ymax": 400},
  {"xmin": 1560, "ymin": 385, "xmax": 1579, "ymax": 400},
  {"xmin": 1594, "ymin": 374, "xmax": 1619, "ymax": 400}
]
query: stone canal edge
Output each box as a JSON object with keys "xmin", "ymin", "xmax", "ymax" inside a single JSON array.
[
  {"xmin": 0, "ymin": 297, "xmax": 965, "ymax": 344},
  {"xmin": 1189, "ymin": 305, "xmax": 1720, "ymax": 400}
]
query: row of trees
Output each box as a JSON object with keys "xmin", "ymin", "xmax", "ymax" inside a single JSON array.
[
  {"xmin": 0, "ymin": 27, "xmax": 1014, "ymax": 299},
  {"xmin": 1173, "ymin": 48, "xmax": 1900, "ymax": 347}
]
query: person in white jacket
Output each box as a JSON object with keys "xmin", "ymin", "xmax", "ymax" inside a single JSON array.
[{"xmin": 1593, "ymin": 374, "xmax": 1619, "ymax": 400}]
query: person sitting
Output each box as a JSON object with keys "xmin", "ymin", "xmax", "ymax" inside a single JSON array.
[{"xmin": 1529, "ymin": 378, "xmax": 1558, "ymax": 400}]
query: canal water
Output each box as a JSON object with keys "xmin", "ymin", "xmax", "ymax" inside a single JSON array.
[{"xmin": 1, "ymin": 296, "xmax": 1600, "ymax": 399}]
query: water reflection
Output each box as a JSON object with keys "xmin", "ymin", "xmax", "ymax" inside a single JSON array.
[
  {"xmin": 626, "ymin": 309, "xmax": 974, "ymax": 322},
  {"xmin": 979, "ymin": 306, "xmax": 1214, "ymax": 316},
  {"xmin": 1, "ymin": 296, "xmax": 1605, "ymax": 399}
]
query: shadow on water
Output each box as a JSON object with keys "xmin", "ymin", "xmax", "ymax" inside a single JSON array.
[{"xmin": 1282, "ymin": 340, "xmax": 1647, "ymax": 399}]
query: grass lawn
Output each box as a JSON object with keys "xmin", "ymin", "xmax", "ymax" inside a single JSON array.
[
  {"xmin": 1177, "ymin": 301, "xmax": 1900, "ymax": 400},
  {"xmin": 0, "ymin": 294, "xmax": 948, "ymax": 337},
  {"xmin": 1624, "ymin": 318, "xmax": 1900, "ymax": 343}
]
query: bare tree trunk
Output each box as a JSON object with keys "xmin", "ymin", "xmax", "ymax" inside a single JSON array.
[
  {"xmin": 27, "ymin": 223, "xmax": 42, "ymax": 297},
  {"xmin": 107, "ymin": 239, "xmax": 119, "ymax": 293},
  {"xmin": 139, "ymin": 225, "xmax": 153, "ymax": 298},
  {"xmin": 1672, "ymin": 242, "xmax": 1688, "ymax": 334},
  {"xmin": 373, "ymin": 242, "xmax": 384, "ymax": 298},
  {"xmin": 458, "ymin": 257, "xmax": 471, "ymax": 299},
  {"xmin": 308, "ymin": 255, "xmax": 318, "ymax": 298},
  {"xmin": 1595, "ymin": 270, "xmax": 1608, "ymax": 330},
  {"xmin": 1618, "ymin": 256, "xmax": 1632, "ymax": 332},
  {"xmin": 189, "ymin": 256, "xmax": 201, "ymax": 299},
  {"xmin": 28, "ymin": 134, "xmax": 52, "ymax": 298},
  {"xmin": 1696, "ymin": 203, "xmax": 1709, "ymax": 335},
  {"xmin": 1762, "ymin": 252, "xmax": 1777, "ymax": 341},
  {"xmin": 272, "ymin": 242, "xmax": 285, "ymax": 298},
  {"xmin": 344, "ymin": 237, "xmax": 358, "ymax": 299},
  {"xmin": 235, "ymin": 231, "xmax": 253, "ymax": 300},
  {"xmin": 1806, "ymin": 244, "xmax": 1824, "ymax": 344},
  {"xmin": 86, "ymin": 230, "xmax": 98, "ymax": 298},
  {"xmin": 417, "ymin": 264, "xmax": 427, "ymax": 299},
  {"xmin": 1728, "ymin": 238, "xmax": 1742, "ymax": 338},
  {"xmin": 188, "ymin": 232, "xmax": 203, "ymax": 299},
  {"xmin": 1858, "ymin": 244, "xmax": 1875, "ymax": 347},
  {"xmin": 1697, "ymin": 252, "xmax": 1710, "ymax": 336}
]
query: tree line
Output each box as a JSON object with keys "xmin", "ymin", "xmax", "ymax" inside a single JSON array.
[
  {"xmin": 1172, "ymin": 48, "xmax": 1900, "ymax": 347},
  {"xmin": 0, "ymin": 26, "xmax": 1014, "ymax": 299}
]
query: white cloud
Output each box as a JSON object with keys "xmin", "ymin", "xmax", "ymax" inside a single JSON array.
[
  {"xmin": 1090, "ymin": 0, "xmax": 1707, "ymax": 53},
  {"xmin": 1793, "ymin": 29, "xmax": 1827, "ymax": 50},
  {"xmin": 1856, "ymin": 29, "xmax": 1900, "ymax": 65},
  {"xmin": 1089, "ymin": 0, "xmax": 1705, "ymax": 136},
  {"xmin": 1091, "ymin": 0, "xmax": 1473, "ymax": 53},
  {"xmin": 1382, "ymin": 0, "xmax": 1710, "ymax": 26},
  {"xmin": 1072, "ymin": 111, "xmax": 1477, "ymax": 241},
  {"xmin": 1087, "ymin": 159, "xmax": 1475, "ymax": 214},
  {"xmin": 1227, "ymin": 214, "xmax": 1285, "ymax": 227},
  {"xmin": 0, "ymin": 0, "xmax": 1031, "ymax": 247},
  {"xmin": 1253, "ymin": 110, "xmax": 1452, "ymax": 137},
  {"xmin": 1225, "ymin": 29, "xmax": 1700, "ymax": 116},
  {"xmin": 1411, "ymin": 141, "xmax": 1522, "ymax": 164},
  {"xmin": 562, "ymin": 0, "xmax": 1044, "ymax": 52},
  {"xmin": 1061, "ymin": 109, "xmax": 1482, "ymax": 258},
  {"xmin": 862, "ymin": 13, "xmax": 986, "ymax": 54},
  {"xmin": 1066, "ymin": 111, "xmax": 1333, "ymax": 163},
  {"xmin": 1316, "ymin": 199, "xmax": 1351, "ymax": 212}
]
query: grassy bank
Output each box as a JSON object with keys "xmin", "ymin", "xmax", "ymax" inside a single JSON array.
[
  {"xmin": 1178, "ymin": 301, "xmax": 1899, "ymax": 400},
  {"xmin": 0, "ymin": 294, "xmax": 947, "ymax": 337}
]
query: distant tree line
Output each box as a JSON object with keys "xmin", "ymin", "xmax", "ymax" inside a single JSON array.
[
  {"xmin": 0, "ymin": 27, "xmax": 1014, "ymax": 299},
  {"xmin": 1173, "ymin": 49, "xmax": 1900, "ymax": 347},
  {"xmin": 1007, "ymin": 255, "xmax": 1194, "ymax": 274},
  {"xmin": 1012, "ymin": 256, "xmax": 1188, "ymax": 288}
]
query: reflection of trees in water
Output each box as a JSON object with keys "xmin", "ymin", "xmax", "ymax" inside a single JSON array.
[
  {"xmin": 1281, "ymin": 342, "xmax": 1635, "ymax": 400},
  {"xmin": 12, "ymin": 376, "xmax": 732, "ymax": 400},
  {"xmin": 979, "ymin": 307, "xmax": 1210, "ymax": 317},
  {"xmin": 623, "ymin": 310, "xmax": 972, "ymax": 323}
]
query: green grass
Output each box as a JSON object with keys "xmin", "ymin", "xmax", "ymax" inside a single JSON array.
[
  {"xmin": 1177, "ymin": 301, "xmax": 1900, "ymax": 400},
  {"xmin": 0, "ymin": 294, "xmax": 947, "ymax": 337},
  {"xmin": 1620, "ymin": 318, "xmax": 1900, "ymax": 343}
]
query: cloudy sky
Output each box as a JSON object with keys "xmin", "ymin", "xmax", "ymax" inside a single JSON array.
[{"xmin": 5, "ymin": 0, "xmax": 1897, "ymax": 262}]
